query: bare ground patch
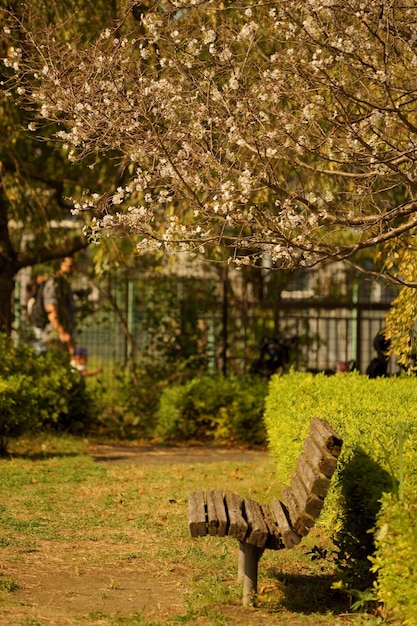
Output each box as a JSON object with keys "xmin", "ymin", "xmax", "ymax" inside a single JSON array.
[
  {"xmin": 1, "ymin": 539, "xmax": 187, "ymax": 625},
  {"xmin": 1, "ymin": 546, "xmax": 341, "ymax": 626}
]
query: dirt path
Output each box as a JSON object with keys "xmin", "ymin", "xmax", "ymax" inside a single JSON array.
[{"xmin": 89, "ymin": 442, "xmax": 269, "ymax": 466}]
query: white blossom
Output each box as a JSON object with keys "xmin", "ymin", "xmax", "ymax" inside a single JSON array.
[
  {"xmin": 237, "ymin": 21, "xmax": 259, "ymax": 42},
  {"xmin": 202, "ymin": 29, "xmax": 216, "ymax": 45}
]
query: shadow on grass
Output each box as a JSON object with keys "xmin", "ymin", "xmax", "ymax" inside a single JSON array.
[
  {"xmin": 1, "ymin": 432, "xmax": 91, "ymax": 461},
  {"xmin": 3, "ymin": 450, "xmax": 84, "ymax": 461},
  {"xmin": 268, "ymin": 570, "xmax": 348, "ymax": 615}
]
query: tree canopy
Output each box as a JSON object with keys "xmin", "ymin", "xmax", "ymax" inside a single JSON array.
[{"xmin": 4, "ymin": 0, "xmax": 417, "ymax": 285}]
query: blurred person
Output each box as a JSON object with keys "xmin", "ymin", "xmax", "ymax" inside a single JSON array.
[
  {"xmin": 26, "ymin": 273, "xmax": 49, "ymax": 354},
  {"xmin": 43, "ymin": 256, "xmax": 76, "ymax": 355}
]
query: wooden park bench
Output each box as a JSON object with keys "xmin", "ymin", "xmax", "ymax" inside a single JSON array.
[{"xmin": 188, "ymin": 417, "xmax": 343, "ymax": 605}]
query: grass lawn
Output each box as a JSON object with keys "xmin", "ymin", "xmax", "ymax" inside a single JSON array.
[{"xmin": 0, "ymin": 435, "xmax": 391, "ymax": 625}]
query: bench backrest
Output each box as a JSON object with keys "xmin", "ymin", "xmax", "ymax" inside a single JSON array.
[{"xmin": 278, "ymin": 417, "xmax": 343, "ymax": 537}]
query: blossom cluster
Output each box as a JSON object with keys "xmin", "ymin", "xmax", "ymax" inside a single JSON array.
[{"xmin": 4, "ymin": 0, "xmax": 417, "ymax": 269}]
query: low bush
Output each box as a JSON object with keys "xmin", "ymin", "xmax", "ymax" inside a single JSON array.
[
  {"xmin": 155, "ymin": 374, "xmax": 268, "ymax": 446},
  {"xmin": 90, "ymin": 364, "xmax": 166, "ymax": 439},
  {"xmin": 264, "ymin": 371, "xmax": 417, "ymax": 613},
  {"xmin": 0, "ymin": 375, "xmax": 38, "ymax": 454},
  {"xmin": 0, "ymin": 334, "xmax": 98, "ymax": 454}
]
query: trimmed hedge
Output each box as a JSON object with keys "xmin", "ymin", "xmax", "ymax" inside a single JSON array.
[
  {"xmin": 372, "ymin": 490, "xmax": 417, "ymax": 624},
  {"xmin": 264, "ymin": 371, "xmax": 417, "ymax": 615},
  {"xmin": 265, "ymin": 371, "xmax": 417, "ymax": 504}
]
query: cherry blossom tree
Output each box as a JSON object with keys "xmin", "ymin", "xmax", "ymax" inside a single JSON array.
[{"xmin": 4, "ymin": 0, "xmax": 417, "ymax": 285}]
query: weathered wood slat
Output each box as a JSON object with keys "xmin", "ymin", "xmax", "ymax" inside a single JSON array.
[
  {"xmin": 224, "ymin": 492, "xmax": 247, "ymax": 541},
  {"xmin": 271, "ymin": 499, "xmax": 301, "ymax": 548},
  {"xmin": 309, "ymin": 417, "xmax": 343, "ymax": 458},
  {"xmin": 295, "ymin": 452, "xmax": 331, "ymax": 498},
  {"xmin": 260, "ymin": 503, "xmax": 283, "ymax": 550},
  {"xmin": 303, "ymin": 435, "xmax": 338, "ymax": 479},
  {"xmin": 290, "ymin": 471, "xmax": 324, "ymax": 519},
  {"xmin": 207, "ymin": 490, "xmax": 228, "ymax": 536},
  {"xmin": 243, "ymin": 498, "xmax": 269, "ymax": 548},
  {"xmin": 188, "ymin": 490, "xmax": 207, "ymax": 537},
  {"xmin": 282, "ymin": 486, "xmax": 315, "ymax": 536}
]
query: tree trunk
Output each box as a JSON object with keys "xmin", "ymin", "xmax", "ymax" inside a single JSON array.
[
  {"xmin": 0, "ymin": 175, "xmax": 17, "ymax": 334},
  {"xmin": 0, "ymin": 273, "xmax": 15, "ymax": 335}
]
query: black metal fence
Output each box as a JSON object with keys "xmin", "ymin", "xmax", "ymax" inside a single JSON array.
[
  {"xmin": 75, "ymin": 296, "xmax": 395, "ymax": 379},
  {"xmin": 265, "ymin": 300, "xmax": 394, "ymax": 374}
]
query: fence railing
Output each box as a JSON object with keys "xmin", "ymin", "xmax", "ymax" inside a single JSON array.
[
  {"xmin": 75, "ymin": 297, "xmax": 394, "ymax": 378},
  {"xmin": 269, "ymin": 300, "xmax": 394, "ymax": 374}
]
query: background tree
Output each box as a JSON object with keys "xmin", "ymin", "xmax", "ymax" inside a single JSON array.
[
  {"xmin": 6, "ymin": 0, "xmax": 417, "ymax": 286},
  {"xmin": 0, "ymin": 0, "xmax": 128, "ymax": 334}
]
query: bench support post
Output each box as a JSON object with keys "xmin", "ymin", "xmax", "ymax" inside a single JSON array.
[{"xmin": 238, "ymin": 542, "xmax": 264, "ymax": 606}]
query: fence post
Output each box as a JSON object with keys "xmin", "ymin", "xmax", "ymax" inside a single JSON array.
[
  {"xmin": 221, "ymin": 265, "xmax": 228, "ymax": 376},
  {"xmin": 356, "ymin": 305, "xmax": 362, "ymax": 372}
]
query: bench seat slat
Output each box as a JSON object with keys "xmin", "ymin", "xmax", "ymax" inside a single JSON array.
[
  {"xmin": 282, "ymin": 486, "xmax": 315, "ymax": 536},
  {"xmin": 309, "ymin": 417, "xmax": 343, "ymax": 459},
  {"xmin": 224, "ymin": 492, "xmax": 247, "ymax": 541},
  {"xmin": 207, "ymin": 490, "xmax": 228, "ymax": 536},
  {"xmin": 290, "ymin": 471, "xmax": 324, "ymax": 519},
  {"xmin": 188, "ymin": 490, "xmax": 207, "ymax": 537},
  {"xmin": 243, "ymin": 498, "xmax": 268, "ymax": 548},
  {"xmin": 296, "ymin": 452, "xmax": 331, "ymax": 498},
  {"xmin": 260, "ymin": 503, "xmax": 283, "ymax": 550},
  {"xmin": 271, "ymin": 499, "xmax": 301, "ymax": 548},
  {"xmin": 303, "ymin": 435, "xmax": 338, "ymax": 479}
]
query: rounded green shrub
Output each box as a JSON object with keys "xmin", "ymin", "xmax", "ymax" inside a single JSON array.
[
  {"xmin": 0, "ymin": 334, "xmax": 98, "ymax": 453},
  {"xmin": 93, "ymin": 364, "xmax": 166, "ymax": 439},
  {"xmin": 155, "ymin": 374, "xmax": 268, "ymax": 446}
]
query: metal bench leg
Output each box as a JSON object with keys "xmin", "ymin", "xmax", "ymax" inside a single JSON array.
[{"xmin": 238, "ymin": 542, "xmax": 265, "ymax": 606}]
